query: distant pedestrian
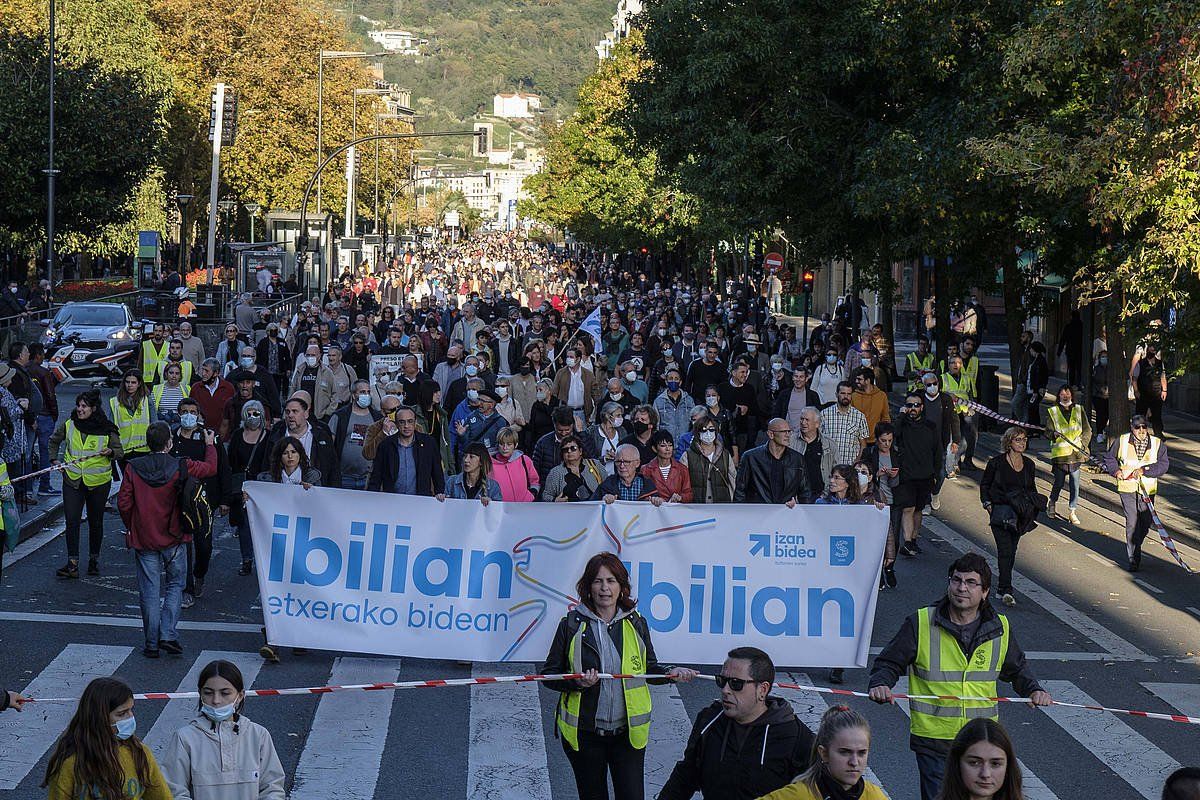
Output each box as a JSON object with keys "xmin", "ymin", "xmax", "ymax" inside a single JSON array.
[{"xmin": 1102, "ymin": 414, "xmax": 1170, "ymax": 572}]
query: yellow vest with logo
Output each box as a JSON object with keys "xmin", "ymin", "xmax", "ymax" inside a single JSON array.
[
  {"xmin": 1116, "ymin": 433, "xmax": 1161, "ymax": 495},
  {"xmin": 961, "ymin": 356, "xmax": 979, "ymax": 393},
  {"xmin": 941, "ymin": 372, "xmax": 972, "ymax": 413},
  {"xmin": 556, "ymin": 614, "xmax": 653, "ymax": 751},
  {"xmin": 156, "ymin": 358, "xmax": 193, "ymax": 387},
  {"xmin": 908, "ymin": 606, "xmax": 1010, "ymax": 740},
  {"xmin": 110, "ymin": 396, "xmax": 151, "ymax": 454},
  {"xmin": 1046, "ymin": 404, "xmax": 1084, "ymax": 460},
  {"xmin": 64, "ymin": 420, "xmax": 112, "ymax": 487},
  {"xmin": 141, "ymin": 339, "xmax": 169, "ymax": 383},
  {"xmin": 906, "ymin": 352, "xmax": 934, "ymax": 391}
]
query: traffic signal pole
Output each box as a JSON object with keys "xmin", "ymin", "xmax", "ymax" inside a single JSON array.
[{"xmin": 803, "ymin": 291, "xmax": 811, "ymax": 350}]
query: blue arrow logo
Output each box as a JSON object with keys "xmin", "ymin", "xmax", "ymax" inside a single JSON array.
[{"xmin": 749, "ymin": 534, "xmax": 771, "ymax": 558}]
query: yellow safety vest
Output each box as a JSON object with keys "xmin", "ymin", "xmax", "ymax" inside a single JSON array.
[
  {"xmin": 908, "ymin": 606, "xmax": 1010, "ymax": 740},
  {"xmin": 110, "ymin": 396, "xmax": 151, "ymax": 454},
  {"xmin": 1046, "ymin": 404, "xmax": 1084, "ymax": 460},
  {"xmin": 0, "ymin": 461, "xmax": 9, "ymax": 534},
  {"xmin": 941, "ymin": 372, "xmax": 973, "ymax": 413},
  {"xmin": 156, "ymin": 358, "xmax": 193, "ymax": 387},
  {"xmin": 64, "ymin": 420, "xmax": 112, "ymax": 487},
  {"xmin": 556, "ymin": 614, "xmax": 653, "ymax": 751},
  {"xmin": 961, "ymin": 355, "xmax": 979, "ymax": 393},
  {"xmin": 906, "ymin": 352, "xmax": 934, "ymax": 391},
  {"xmin": 1116, "ymin": 433, "xmax": 1161, "ymax": 495},
  {"xmin": 141, "ymin": 339, "xmax": 169, "ymax": 383}
]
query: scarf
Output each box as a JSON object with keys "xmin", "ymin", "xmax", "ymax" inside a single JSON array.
[
  {"xmin": 816, "ymin": 764, "xmax": 865, "ymax": 800},
  {"xmin": 72, "ymin": 407, "xmax": 119, "ymax": 437}
]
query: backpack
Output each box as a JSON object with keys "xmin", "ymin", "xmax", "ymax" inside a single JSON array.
[{"xmin": 175, "ymin": 459, "xmax": 211, "ymax": 542}]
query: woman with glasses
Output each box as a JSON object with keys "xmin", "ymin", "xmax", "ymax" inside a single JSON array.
[
  {"xmin": 226, "ymin": 400, "xmax": 268, "ymax": 576},
  {"xmin": 815, "ymin": 464, "xmax": 862, "ymax": 505},
  {"xmin": 542, "ymin": 552, "xmax": 696, "ymax": 800},
  {"xmin": 542, "ymin": 434, "xmax": 605, "ymax": 502},
  {"xmin": 684, "ymin": 413, "xmax": 736, "ymax": 503},
  {"xmin": 980, "ymin": 426, "xmax": 1045, "ymax": 606}
]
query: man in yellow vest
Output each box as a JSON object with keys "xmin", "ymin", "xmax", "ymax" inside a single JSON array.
[
  {"xmin": 867, "ymin": 553, "xmax": 1052, "ymax": 800},
  {"xmin": 1044, "ymin": 384, "xmax": 1092, "ymax": 525},
  {"xmin": 139, "ymin": 323, "xmax": 169, "ymax": 383},
  {"xmin": 1102, "ymin": 414, "xmax": 1170, "ymax": 571},
  {"xmin": 905, "ymin": 336, "xmax": 935, "ymax": 393},
  {"xmin": 941, "ymin": 356, "xmax": 978, "ymax": 474}
]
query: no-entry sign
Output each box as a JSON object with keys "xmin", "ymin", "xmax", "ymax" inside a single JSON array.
[{"xmin": 763, "ymin": 252, "xmax": 784, "ymax": 272}]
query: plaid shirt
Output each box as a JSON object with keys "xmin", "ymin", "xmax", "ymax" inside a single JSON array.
[
  {"xmin": 617, "ymin": 475, "xmax": 650, "ymax": 501},
  {"xmin": 820, "ymin": 403, "xmax": 869, "ymax": 466}
]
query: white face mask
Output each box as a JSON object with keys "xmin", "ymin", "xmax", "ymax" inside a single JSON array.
[
  {"xmin": 699, "ymin": 430, "xmax": 717, "ymax": 444},
  {"xmin": 705, "ymin": 396, "xmax": 719, "ymax": 407},
  {"xmin": 925, "ymin": 385, "xmax": 938, "ymax": 397},
  {"xmin": 496, "ymin": 386, "xmax": 508, "ymax": 398},
  {"xmin": 611, "ymin": 416, "xmax": 625, "ymax": 428},
  {"xmin": 857, "ymin": 473, "xmax": 870, "ymax": 488},
  {"xmin": 536, "ymin": 391, "xmax": 547, "ymax": 401},
  {"xmin": 566, "ymin": 357, "xmax": 577, "ymax": 368},
  {"xmin": 305, "ymin": 355, "xmax": 318, "ymax": 368},
  {"xmin": 467, "ymin": 389, "xmax": 480, "ymax": 402},
  {"xmin": 625, "ymin": 371, "xmax": 637, "ymax": 382}
]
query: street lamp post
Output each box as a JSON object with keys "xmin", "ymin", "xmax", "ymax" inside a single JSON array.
[
  {"xmin": 349, "ymin": 87, "xmax": 394, "ymax": 244},
  {"xmin": 176, "ymin": 194, "xmax": 194, "ymax": 273},
  {"xmin": 244, "ymin": 202, "xmax": 261, "ymax": 243},
  {"xmin": 316, "ymin": 50, "xmax": 395, "ymax": 216},
  {"xmin": 376, "ymin": 111, "xmax": 419, "ymax": 234},
  {"xmin": 44, "ymin": 0, "xmax": 59, "ymax": 287}
]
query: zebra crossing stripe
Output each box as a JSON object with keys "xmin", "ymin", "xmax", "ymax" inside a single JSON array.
[
  {"xmin": 1142, "ymin": 682, "xmax": 1200, "ymax": 718},
  {"xmin": 143, "ymin": 650, "xmax": 266, "ymax": 759},
  {"xmin": 644, "ymin": 682, "xmax": 693, "ymax": 797},
  {"xmin": 787, "ymin": 673, "xmax": 889, "ymax": 796},
  {"xmin": 289, "ymin": 657, "xmax": 402, "ymax": 800},
  {"xmin": 466, "ymin": 662, "xmax": 553, "ymax": 800},
  {"xmin": 1041, "ymin": 680, "xmax": 1181, "ymax": 800},
  {"xmin": 0, "ymin": 644, "xmax": 132, "ymax": 790},
  {"xmin": 893, "ymin": 678, "xmax": 1061, "ymax": 800}
]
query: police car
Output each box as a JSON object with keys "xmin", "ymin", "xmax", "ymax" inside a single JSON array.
[{"xmin": 40, "ymin": 302, "xmax": 142, "ymax": 383}]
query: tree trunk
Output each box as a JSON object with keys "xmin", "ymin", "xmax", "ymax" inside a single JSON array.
[
  {"xmin": 1001, "ymin": 250, "xmax": 1026, "ymax": 379},
  {"xmin": 1106, "ymin": 293, "xmax": 1130, "ymax": 440}
]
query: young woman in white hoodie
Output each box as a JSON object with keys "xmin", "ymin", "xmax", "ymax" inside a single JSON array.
[{"xmin": 162, "ymin": 660, "xmax": 285, "ymax": 800}]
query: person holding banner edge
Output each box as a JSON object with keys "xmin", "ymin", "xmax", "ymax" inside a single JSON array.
[{"xmin": 542, "ymin": 552, "xmax": 697, "ymax": 800}]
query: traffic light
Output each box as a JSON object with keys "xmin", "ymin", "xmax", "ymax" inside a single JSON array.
[
  {"xmin": 801, "ymin": 269, "xmax": 815, "ymax": 293},
  {"xmin": 208, "ymin": 85, "xmax": 238, "ymax": 146},
  {"xmin": 473, "ymin": 123, "xmax": 491, "ymax": 157}
]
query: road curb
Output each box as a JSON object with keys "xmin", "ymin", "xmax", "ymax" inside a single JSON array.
[{"xmin": 16, "ymin": 498, "xmax": 65, "ymax": 543}]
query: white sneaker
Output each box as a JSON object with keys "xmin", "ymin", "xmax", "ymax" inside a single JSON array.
[
  {"xmin": 1069, "ymin": 509, "xmax": 1081, "ymax": 525},
  {"xmin": 181, "ymin": 593, "xmax": 195, "ymax": 609},
  {"xmin": 931, "ymin": 494, "xmax": 941, "ymax": 511},
  {"xmin": 1002, "ymin": 593, "xmax": 1016, "ymax": 607},
  {"xmin": 922, "ymin": 504, "xmax": 933, "ymax": 515}
]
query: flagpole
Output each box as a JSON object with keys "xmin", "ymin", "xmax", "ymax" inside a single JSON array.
[{"xmin": 548, "ymin": 325, "xmax": 584, "ymax": 370}]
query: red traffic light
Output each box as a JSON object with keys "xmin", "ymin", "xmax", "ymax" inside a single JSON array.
[
  {"xmin": 801, "ymin": 270, "xmax": 816, "ymax": 293},
  {"xmin": 640, "ymin": 247, "xmax": 649, "ymax": 255}
]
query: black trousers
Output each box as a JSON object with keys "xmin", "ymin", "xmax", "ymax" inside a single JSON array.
[
  {"xmin": 1134, "ymin": 393, "xmax": 1165, "ymax": 439},
  {"xmin": 1120, "ymin": 492, "xmax": 1153, "ymax": 561},
  {"xmin": 990, "ymin": 524, "xmax": 1020, "ymax": 594},
  {"xmin": 63, "ymin": 481, "xmax": 109, "ymax": 559},
  {"xmin": 185, "ymin": 520, "xmax": 214, "ymax": 593},
  {"xmin": 563, "ymin": 729, "xmax": 645, "ymax": 800},
  {"xmin": 1092, "ymin": 396, "xmax": 1109, "ymax": 439}
]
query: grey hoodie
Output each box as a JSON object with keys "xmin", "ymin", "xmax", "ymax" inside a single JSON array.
[{"xmin": 576, "ymin": 603, "xmax": 632, "ymax": 732}]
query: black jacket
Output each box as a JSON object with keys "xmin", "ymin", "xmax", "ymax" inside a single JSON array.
[
  {"xmin": 171, "ymin": 428, "xmax": 231, "ymax": 509},
  {"xmin": 330, "ymin": 403, "xmax": 382, "ymax": 455},
  {"xmin": 658, "ymin": 698, "xmax": 814, "ymax": 800},
  {"xmin": 541, "ymin": 609, "xmax": 672, "ymax": 733},
  {"xmin": 367, "ymin": 431, "xmax": 446, "ymax": 495},
  {"xmin": 868, "ymin": 597, "xmax": 1044, "ymax": 755},
  {"xmin": 254, "ymin": 420, "xmax": 341, "ymax": 488},
  {"xmin": 771, "ymin": 386, "xmax": 820, "ymax": 421},
  {"xmin": 895, "ymin": 415, "xmax": 942, "ymax": 482},
  {"xmin": 255, "ymin": 337, "xmax": 291, "ymax": 377},
  {"xmin": 733, "ymin": 444, "xmax": 811, "ymax": 504}
]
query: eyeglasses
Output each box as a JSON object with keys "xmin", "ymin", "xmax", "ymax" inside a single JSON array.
[
  {"xmin": 561, "ymin": 445, "xmax": 580, "ymax": 453},
  {"xmin": 769, "ymin": 429, "xmax": 792, "ymax": 436},
  {"xmin": 714, "ymin": 675, "xmax": 752, "ymax": 691},
  {"xmin": 615, "ymin": 458, "xmax": 640, "ymax": 465},
  {"xmin": 949, "ymin": 576, "xmax": 983, "ymax": 589}
]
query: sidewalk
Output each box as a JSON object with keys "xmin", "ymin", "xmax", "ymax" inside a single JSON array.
[{"xmin": 13, "ymin": 467, "xmax": 66, "ymax": 544}]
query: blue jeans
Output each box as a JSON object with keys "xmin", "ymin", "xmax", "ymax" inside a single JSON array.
[
  {"xmin": 1050, "ymin": 464, "xmax": 1080, "ymax": 508},
  {"xmin": 914, "ymin": 748, "xmax": 947, "ymax": 800},
  {"xmin": 340, "ymin": 474, "xmax": 368, "ymax": 491},
  {"xmin": 135, "ymin": 545, "xmax": 186, "ymax": 650},
  {"xmin": 35, "ymin": 414, "xmax": 54, "ymax": 491}
]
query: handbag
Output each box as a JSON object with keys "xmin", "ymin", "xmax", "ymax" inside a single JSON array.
[{"xmin": 989, "ymin": 503, "xmax": 1019, "ymax": 532}]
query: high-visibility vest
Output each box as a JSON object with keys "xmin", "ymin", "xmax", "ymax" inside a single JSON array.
[
  {"xmin": 961, "ymin": 355, "xmax": 979, "ymax": 393},
  {"xmin": 156, "ymin": 358, "xmax": 192, "ymax": 387},
  {"xmin": 63, "ymin": 420, "xmax": 112, "ymax": 487},
  {"xmin": 906, "ymin": 352, "xmax": 934, "ymax": 391},
  {"xmin": 141, "ymin": 339, "xmax": 169, "ymax": 383},
  {"xmin": 908, "ymin": 606, "xmax": 1010, "ymax": 740},
  {"xmin": 110, "ymin": 396, "xmax": 151, "ymax": 454},
  {"xmin": 151, "ymin": 383, "xmax": 186, "ymax": 419},
  {"xmin": 941, "ymin": 372, "xmax": 972, "ymax": 413},
  {"xmin": 1116, "ymin": 433, "xmax": 1162, "ymax": 495},
  {"xmin": 0, "ymin": 461, "xmax": 9, "ymax": 534},
  {"xmin": 556, "ymin": 614, "xmax": 653, "ymax": 751},
  {"xmin": 1047, "ymin": 404, "xmax": 1084, "ymax": 460}
]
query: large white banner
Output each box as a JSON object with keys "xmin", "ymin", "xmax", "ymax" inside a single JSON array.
[{"xmin": 244, "ymin": 484, "xmax": 889, "ymax": 667}]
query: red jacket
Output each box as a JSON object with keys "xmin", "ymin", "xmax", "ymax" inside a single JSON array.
[
  {"xmin": 118, "ymin": 447, "xmax": 218, "ymax": 551},
  {"xmin": 640, "ymin": 459, "xmax": 694, "ymax": 502},
  {"xmin": 190, "ymin": 378, "xmax": 235, "ymax": 432}
]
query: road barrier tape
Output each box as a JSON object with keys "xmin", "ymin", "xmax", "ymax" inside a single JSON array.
[
  {"xmin": 9, "ymin": 458, "xmax": 84, "ymax": 485},
  {"xmin": 23, "ymin": 672, "xmax": 1200, "ymax": 724},
  {"xmin": 964, "ymin": 400, "xmax": 1045, "ymax": 432}
]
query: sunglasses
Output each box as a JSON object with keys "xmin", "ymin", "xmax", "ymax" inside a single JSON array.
[
  {"xmin": 1132, "ymin": 424, "xmax": 1148, "ymax": 430},
  {"xmin": 561, "ymin": 445, "xmax": 580, "ymax": 453},
  {"xmin": 904, "ymin": 402, "xmax": 923, "ymax": 408},
  {"xmin": 245, "ymin": 411, "xmax": 263, "ymax": 418},
  {"xmin": 714, "ymin": 675, "xmax": 753, "ymax": 691}
]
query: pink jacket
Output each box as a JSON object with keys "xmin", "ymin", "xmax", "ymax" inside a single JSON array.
[{"xmin": 490, "ymin": 451, "xmax": 539, "ymax": 502}]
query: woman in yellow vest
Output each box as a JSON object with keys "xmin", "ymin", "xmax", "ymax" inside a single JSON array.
[
  {"xmin": 1101, "ymin": 413, "xmax": 1170, "ymax": 572},
  {"xmin": 110, "ymin": 369, "xmax": 152, "ymax": 471},
  {"xmin": 757, "ymin": 706, "xmax": 886, "ymax": 800},
  {"xmin": 542, "ymin": 551, "xmax": 697, "ymax": 800},
  {"xmin": 49, "ymin": 390, "xmax": 123, "ymax": 579},
  {"xmin": 1043, "ymin": 384, "xmax": 1091, "ymax": 525}
]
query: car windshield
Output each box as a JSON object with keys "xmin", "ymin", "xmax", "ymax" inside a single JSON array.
[{"xmin": 54, "ymin": 306, "xmax": 125, "ymax": 327}]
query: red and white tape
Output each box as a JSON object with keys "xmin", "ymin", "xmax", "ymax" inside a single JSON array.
[{"xmin": 25, "ymin": 672, "xmax": 1200, "ymax": 725}]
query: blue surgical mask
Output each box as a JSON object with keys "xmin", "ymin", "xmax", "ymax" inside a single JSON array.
[
  {"xmin": 114, "ymin": 716, "xmax": 137, "ymax": 740},
  {"xmin": 825, "ymin": 354, "xmax": 837, "ymax": 364},
  {"xmin": 201, "ymin": 703, "xmax": 236, "ymax": 723},
  {"xmin": 356, "ymin": 394, "xmax": 372, "ymax": 408},
  {"xmin": 179, "ymin": 412, "xmax": 199, "ymax": 429},
  {"xmin": 465, "ymin": 365, "xmax": 479, "ymax": 377},
  {"xmin": 239, "ymin": 356, "xmax": 254, "ymax": 368},
  {"xmin": 467, "ymin": 389, "xmax": 480, "ymax": 402},
  {"xmin": 666, "ymin": 380, "xmax": 680, "ymax": 392}
]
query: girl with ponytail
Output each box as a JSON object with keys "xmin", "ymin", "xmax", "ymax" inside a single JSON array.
[{"xmin": 759, "ymin": 705, "xmax": 887, "ymax": 799}]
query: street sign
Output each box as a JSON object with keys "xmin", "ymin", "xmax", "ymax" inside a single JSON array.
[
  {"xmin": 763, "ymin": 252, "xmax": 784, "ymax": 272},
  {"xmin": 444, "ymin": 211, "xmax": 460, "ymax": 228}
]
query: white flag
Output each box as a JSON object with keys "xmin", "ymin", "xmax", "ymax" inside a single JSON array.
[{"xmin": 580, "ymin": 304, "xmax": 605, "ymax": 355}]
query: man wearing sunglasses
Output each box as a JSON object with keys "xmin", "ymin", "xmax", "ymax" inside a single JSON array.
[
  {"xmin": 659, "ymin": 646, "xmax": 814, "ymax": 800},
  {"xmin": 894, "ymin": 391, "xmax": 944, "ymax": 557},
  {"xmin": 1101, "ymin": 413, "xmax": 1170, "ymax": 571}
]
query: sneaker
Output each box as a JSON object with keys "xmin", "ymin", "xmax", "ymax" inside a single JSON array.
[
  {"xmin": 912, "ymin": 539, "xmax": 924, "ymax": 554},
  {"xmin": 922, "ymin": 504, "xmax": 933, "ymax": 515},
  {"xmin": 944, "ymin": 470, "xmax": 958, "ymax": 481},
  {"xmin": 238, "ymin": 560, "xmax": 254, "ymax": 576},
  {"xmin": 931, "ymin": 494, "xmax": 941, "ymax": 511},
  {"xmin": 142, "ymin": 647, "xmax": 160, "ymax": 659},
  {"xmin": 1001, "ymin": 593, "xmax": 1016, "ymax": 607},
  {"xmin": 900, "ymin": 541, "xmax": 918, "ymax": 558},
  {"xmin": 181, "ymin": 593, "xmax": 195, "ymax": 609},
  {"xmin": 1048, "ymin": 501, "xmax": 1058, "ymax": 519},
  {"xmin": 260, "ymin": 644, "xmax": 280, "ymax": 663},
  {"xmin": 1068, "ymin": 509, "xmax": 1081, "ymax": 526},
  {"xmin": 884, "ymin": 564, "xmax": 898, "ymax": 588},
  {"xmin": 87, "ymin": 558, "xmax": 99, "ymax": 577},
  {"xmin": 193, "ymin": 578, "xmax": 204, "ymax": 599},
  {"xmin": 55, "ymin": 561, "xmax": 79, "ymax": 579},
  {"xmin": 159, "ymin": 640, "xmax": 183, "ymax": 655}
]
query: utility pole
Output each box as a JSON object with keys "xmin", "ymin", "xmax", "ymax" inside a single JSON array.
[{"xmin": 44, "ymin": 0, "xmax": 58, "ymax": 287}]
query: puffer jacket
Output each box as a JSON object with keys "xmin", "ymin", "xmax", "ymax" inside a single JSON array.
[{"xmin": 161, "ymin": 713, "xmax": 285, "ymax": 800}]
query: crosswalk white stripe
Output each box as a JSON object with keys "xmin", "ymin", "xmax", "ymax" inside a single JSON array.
[
  {"xmin": 1041, "ymin": 680, "xmax": 1181, "ymax": 800},
  {"xmin": 787, "ymin": 673, "xmax": 889, "ymax": 796},
  {"xmin": 143, "ymin": 650, "xmax": 266, "ymax": 759},
  {"xmin": 1142, "ymin": 682, "xmax": 1200, "ymax": 717},
  {"xmin": 922, "ymin": 515, "xmax": 1152, "ymax": 661},
  {"xmin": 893, "ymin": 678, "xmax": 1060, "ymax": 800},
  {"xmin": 0, "ymin": 643, "xmax": 132, "ymax": 790},
  {"xmin": 644, "ymin": 682, "xmax": 692, "ymax": 797},
  {"xmin": 289, "ymin": 657, "xmax": 402, "ymax": 800},
  {"xmin": 466, "ymin": 662, "xmax": 553, "ymax": 800}
]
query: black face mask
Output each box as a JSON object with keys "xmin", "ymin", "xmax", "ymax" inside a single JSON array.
[
  {"xmin": 633, "ymin": 421, "xmax": 650, "ymax": 435},
  {"xmin": 519, "ymin": 364, "xmax": 531, "ymax": 376}
]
